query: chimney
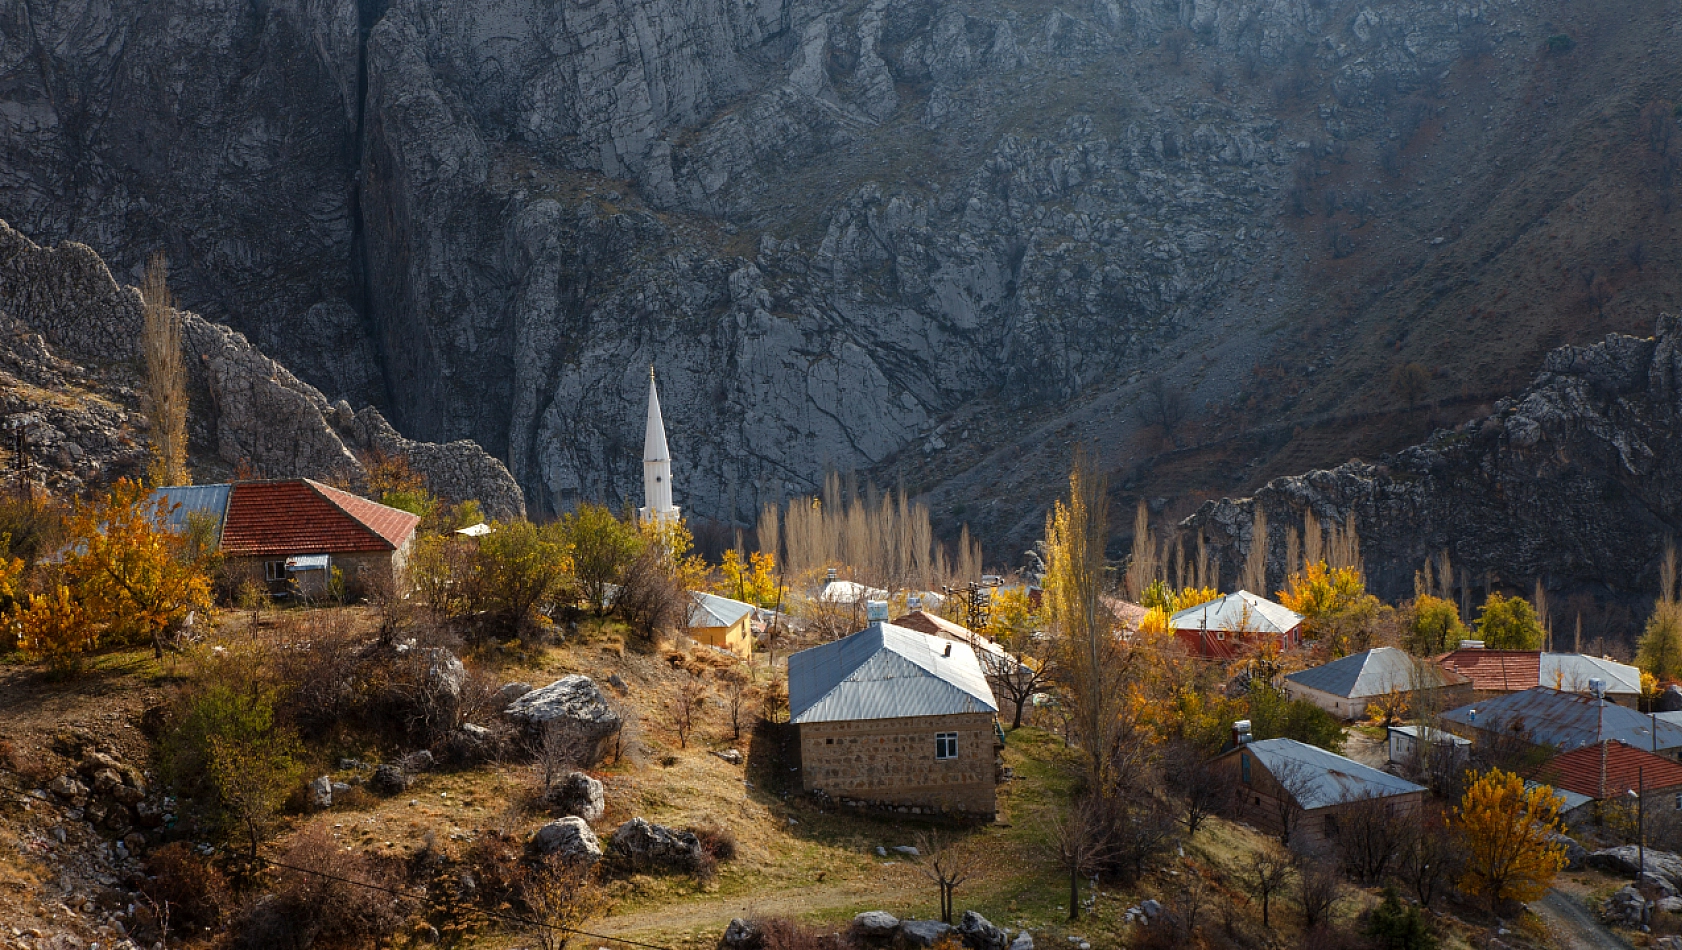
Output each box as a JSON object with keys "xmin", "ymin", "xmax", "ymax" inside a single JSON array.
[
  {"xmin": 943, "ymin": 643, "xmax": 953, "ymax": 657},
  {"xmin": 826, "ymin": 568, "xmax": 839, "ymax": 582},
  {"xmin": 1590, "ymin": 678, "xmax": 1606, "ymax": 700},
  {"xmin": 866, "ymin": 600, "xmax": 889, "ymax": 623},
  {"xmin": 1459, "ymin": 639, "xmax": 1485, "ymax": 650},
  {"xmin": 1232, "ymin": 719, "xmax": 1253, "ymax": 747}
]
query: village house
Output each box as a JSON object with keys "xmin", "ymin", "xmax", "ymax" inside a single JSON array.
[
  {"xmin": 1435, "ymin": 646, "xmax": 1642, "ymax": 707},
  {"xmin": 1214, "ymin": 735, "xmax": 1428, "ymax": 852},
  {"xmin": 1170, "ymin": 591, "xmax": 1304, "ymax": 660},
  {"xmin": 153, "ymin": 479, "xmax": 420, "ymax": 598},
  {"xmin": 788, "ymin": 613, "xmax": 1001, "ymax": 816},
  {"xmin": 1282, "ymin": 647, "xmax": 1473, "ymax": 720},
  {"xmin": 1386, "ymin": 725, "xmax": 1471, "ymax": 769},
  {"xmin": 892, "ymin": 610, "xmax": 1012, "ymax": 663},
  {"xmin": 1531, "ymin": 740, "xmax": 1682, "ymax": 823},
  {"xmin": 686, "ymin": 591, "xmax": 755, "ymax": 659},
  {"xmin": 1440, "ymin": 687, "xmax": 1682, "ymax": 756}
]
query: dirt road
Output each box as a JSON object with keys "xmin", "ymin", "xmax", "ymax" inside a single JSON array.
[{"xmin": 1530, "ymin": 889, "xmax": 1630, "ymax": 950}]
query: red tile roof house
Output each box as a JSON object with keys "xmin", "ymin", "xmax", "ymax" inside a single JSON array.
[
  {"xmin": 1436, "ymin": 648, "xmax": 1643, "ymax": 707},
  {"xmin": 1532, "ymin": 740, "xmax": 1682, "ymax": 824},
  {"xmin": 154, "ymin": 480, "xmax": 420, "ymax": 598}
]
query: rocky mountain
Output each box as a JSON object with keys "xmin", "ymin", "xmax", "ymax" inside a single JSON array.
[
  {"xmin": 1184, "ymin": 316, "xmax": 1682, "ymax": 645},
  {"xmin": 0, "ymin": 219, "xmax": 524, "ymax": 517},
  {"xmin": 2, "ymin": 0, "xmax": 1677, "ymax": 545}
]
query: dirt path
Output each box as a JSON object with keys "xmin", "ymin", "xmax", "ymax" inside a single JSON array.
[
  {"xmin": 1530, "ymin": 888, "xmax": 1630, "ymax": 950},
  {"xmin": 594, "ymin": 878, "xmax": 923, "ymax": 940}
]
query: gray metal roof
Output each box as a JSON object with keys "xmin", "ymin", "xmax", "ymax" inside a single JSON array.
[
  {"xmin": 1387, "ymin": 725, "xmax": 1471, "ymax": 746},
  {"xmin": 1442, "ymin": 687, "xmax": 1682, "ymax": 752},
  {"xmin": 1286, "ymin": 647, "xmax": 1458, "ymax": 699},
  {"xmin": 1169, "ymin": 590, "xmax": 1303, "ymax": 635},
  {"xmin": 1526, "ymin": 780, "xmax": 1594, "ymax": 814},
  {"xmin": 149, "ymin": 484, "xmax": 232, "ymax": 532},
  {"xmin": 787, "ymin": 621, "xmax": 998, "ymax": 725},
  {"xmin": 1233, "ymin": 738, "xmax": 1426, "ymax": 809},
  {"xmin": 688, "ymin": 591, "xmax": 755, "ymax": 629},
  {"xmin": 1540, "ymin": 654, "xmax": 1641, "ymax": 695}
]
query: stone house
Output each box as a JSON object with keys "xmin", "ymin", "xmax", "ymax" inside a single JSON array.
[
  {"xmin": 788, "ymin": 620, "xmax": 1001, "ymax": 816},
  {"xmin": 1214, "ymin": 737, "xmax": 1428, "ymax": 852},
  {"xmin": 1532, "ymin": 740, "xmax": 1682, "ymax": 823},
  {"xmin": 154, "ymin": 479, "xmax": 420, "ymax": 597},
  {"xmin": 1282, "ymin": 646, "xmax": 1472, "ymax": 720}
]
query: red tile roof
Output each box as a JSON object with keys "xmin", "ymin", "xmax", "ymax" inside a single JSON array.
[
  {"xmin": 1535, "ymin": 740, "xmax": 1682, "ymax": 801},
  {"xmin": 1436, "ymin": 649, "xmax": 1542, "ymax": 692},
  {"xmin": 220, "ymin": 480, "xmax": 420, "ymax": 557}
]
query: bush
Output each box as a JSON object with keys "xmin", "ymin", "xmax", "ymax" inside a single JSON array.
[
  {"xmin": 691, "ymin": 821, "xmax": 739, "ymax": 862},
  {"xmin": 1546, "ymin": 33, "xmax": 1574, "ymax": 54},
  {"xmin": 1364, "ymin": 888, "xmax": 1436, "ymax": 950},
  {"xmin": 230, "ymin": 824, "xmax": 409, "ymax": 950},
  {"xmin": 139, "ymin": 843, "xmax": 231, "ymax": 932}
]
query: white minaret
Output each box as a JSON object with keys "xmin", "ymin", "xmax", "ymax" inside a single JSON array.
[{"xmin": 639, "ymin": 366, "xmax": 680, "ymax": 525}]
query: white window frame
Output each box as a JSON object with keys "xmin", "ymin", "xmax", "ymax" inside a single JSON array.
[
  {"xmin": 935, "ymin": 732, "xmax": 958, "ymax": 760},
  {"xmin": 264, "ymin": 560, "xmax": 287, "ymax": 582}
]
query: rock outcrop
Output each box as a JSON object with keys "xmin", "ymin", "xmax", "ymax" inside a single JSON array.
[
  {"xmin": 529, "ymin": 817, "xmax": 604, "ymax": 864},
  {"xmin": 0, "ymin": 220, "xmax": 523, "ymax": 515},
  {"xmin": 1183, "ymin": 317, "xmax": 1682, "ymax": 607},
  {"xmin": 503, "ymin": 675, "xmax": 623, "ymax": 766},
  {"xmin": 609, "ymin": 818, "xmax": 704, "ymax": 872}
]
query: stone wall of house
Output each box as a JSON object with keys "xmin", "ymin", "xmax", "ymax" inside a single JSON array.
[
  {"xmin": 1215, "ymin": 747, "xmax": 1425, "ymax": 852},
  {"xmin": 226, "ymin": 549, "xmax": 399, "ymax": 600},
  {"xmin": 798, "ymin": 712, "xmax": 996, "ymax": 815}
]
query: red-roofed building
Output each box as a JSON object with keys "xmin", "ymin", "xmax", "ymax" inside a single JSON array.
[
  {"xmin": 1533, "ymin": 741, "xmax": 1682, "ymax": 817},
  {"xmin": 156, "ymin": 479, "xmax": 420, "ymax": 598},
  {"xmin": 1436, "ymin": 648, "xmax": 1641, "ymax": 707}
]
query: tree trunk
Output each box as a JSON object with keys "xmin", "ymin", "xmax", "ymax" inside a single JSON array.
[
  {"xmin": 1069, "ymin": 866, "xmax": 1080, "ymax": 921},
  {"xmin": 1012, "ymin": 699, "xmax": 1025, "ymax": 729}
]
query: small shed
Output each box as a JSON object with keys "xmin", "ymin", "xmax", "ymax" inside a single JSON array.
[
  {"xmin": 1282, "ymin": 647, "xmax": 1472, "ymax": 720},
  {"xmin": 1215, "ymin": 737, "xmax": 1428, "ymax": 851},
  {"xmin": 687, "ymin": 592, "xmax": 755, "ymax": 659},
  {"xmin": 788, "ymin": 621, "xmax": 1000, "ymax": 816},
  {"xmin": 1387, "ymin": 725, "xmax": 1471, "ymax": 767},
  {"xmin": 1170, "ymin": 591, "xmax": 1303, "ymax": 659}
]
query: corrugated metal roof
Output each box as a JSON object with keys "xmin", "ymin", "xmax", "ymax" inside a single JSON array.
[
  {"xmin": 1527, "ymin": 780, "xmax": 1595, "ymax": 814},
  {"xmin": 1169, "ymin": 590, "xmax": 1302, "ymax": 635},
  {"xmin": 1387, "ymin": 725, "xmax": 1471, "ymax": 746},
  {"xmin": 1286, "ymin": 647, "xmax": 1467, "ymax": 699},
  {"xmin": 688, "ymin": 592, "xmax": 754, "ymax": 629},
  {"xmin": 1442, "ymin": 687, "xmax": 1682, "ymax": 752},
  {"xmin": 788, "ymin": 621, "xmax": 998, "ymax": 724},
  {"xmin": 1534, "ymin": 740, "xmax": 1682, "ymax": 800},
  {"xmin": 818, "ymin": 580, "xmax": 888, "ymax": 604},
  {"xmin": 1540, "ymin": 654, "xmax": 1641, "ymax": 695},
  {"xmin": 1234, "ymin": 738, "xmax": 1426, "ymax": 809},
  {"xmin": 149, "ymin": 484, "xmax": 232, "ymax": 532},
  {"xmin": 891, "ymin": 610, "xmax": 1011, "ymax": 660}
]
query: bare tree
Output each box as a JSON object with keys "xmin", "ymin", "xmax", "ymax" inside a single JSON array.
[
  {"xmin": 533, "ymin": 721, "xmax": 592, "ymax": 791},
  {"xmin": 1293, "ymin": 855, "xmax": 1347, "ymax": 930},
  {"xmin": 1330, "ymin": 793, "xmax": 1408, "ymax": 886},
  {"xmin": 666, "ymin": 670, "xmax": 708, "ymax": 749},
  {"xmin": 1391, "ymin": 362, "xmax": 1431, "ymax": 409},
  {"xmin": 1238, "ymin": 849, "xmax": 1293, "ymax": 928},
  {"xmin": 612, "ymin": 548, "xmax": 686, "ymax": 649},
  {"xmin": 1396, "ymin": 808, "xmax": 1464, "ymax": 909},
  {"xmin": 981, "ymin": 648, "xmax": 1056, "ymax": 730},
  {"xmin": 1125, "ymin": 500, "xmax": 1159, "ymax": 600},
  {"xmin": 1167, "ymin": 861, "xmax": 1214, "ymax": 943},
  {"xmin": 913, "ymin": 831, "xmax": 979, "ymax": 924},
  {"xmin": 1048, "ymin": 797, "xmax": 1115, "ymax": 922},
  {"xmin": 520, "ymin": 856, "xmax": 607, "ymax": 950},
  {"xmin": 1240, "ymin": 508, "xmax": 1268, "ymax": 595},
  {"xmin": 1264, "ymin": 758, "xmax": 1317, "ymax": 847},
  {"xmin": 1136, "ymin": 376, "xmax": 1189, "ymax": 446},
  {"xmin": 717, "ymin": 665, "xmax": 754, "ymax": 740},
  {"xmin": 141, "ymin": 252, "xmax": 189, "ymax": 486},
  {"xmin": 1163, "ymin": 739, "xmax": 1229, "ymax": 837}
]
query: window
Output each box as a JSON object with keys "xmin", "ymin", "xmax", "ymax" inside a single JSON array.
[
  {"xmin": 1675, "ymin": 793, "xmax": 1682, "ymax": 811},
  {"xmin": 1240, "ymin": 752, "xmax": 1251, "ymax": 784},
  {"xmin": 935, "ymin": 733, "xmax": 958, "ymax": 760},
  {"xmin": 264, "ymin": 560, "xmax": 287, "ymax": 582}
]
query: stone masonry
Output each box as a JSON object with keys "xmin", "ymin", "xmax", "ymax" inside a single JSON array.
[{"xmin": 799, "ymin": 712, "xmax": 996, "ymax": 815}]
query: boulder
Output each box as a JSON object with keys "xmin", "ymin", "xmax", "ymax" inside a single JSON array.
[
  {"xmin": 423, "ymin": 648, "xmax": 467, "ymax": 702},
  {"xmin": 610, "ymin": 817, "xmax": 704, "ymax": 872},
  {"xmin": 1548, "ymin": 833, "xmax": 1587, "ymax": 870},
  {"xmin": 135, "ymin": 801, "xmax": 165, "ymax": 828},
  {"xmin": 1657, "ymin": 685, "xmax": 1682, "ymax": 713},
  {"xmin": 497, "ymin": 682, "xmax": 534, "ymax": 703},
  {"xmin": 1140, "ymin": 899, "xmax": 1163, "ymax": 919},
  {"xmin": 545, "ymin": 772, "xmax": 605, "ymax": 823},
  {"xmin": 900, "ymin": 920, "xmax": 955, "ymax": 947},
  {"xmin": 308, "ymin": 776, "xmax": 333, "ymax": 809},
  {"xmin": 399, "ymin": 750, "xmax": 436, "ymax": 772},
  {"xmin": 1659, "ymin": 897, "xmax": 1682, "ymax": 915},
  {"xmin": 460, "ymin": 723, "xmax": 492, "ymax": 739},
  {"xmin": 714, "ymin": 749, "xmax": 744, "ymax": 765},
  {"xmin": 1646, "ymin": 871, "xmax": 1682, "ymax": 899},
  {"xmin": 1587, "ymin": 845, "xmax": 1682, "ymax": 890},
  {"xmin": 1603, "ymin": 885, "xmax": 1650, "ymax": 927},
  {"xmin": 504, "ymin": 675, "xmax": 622, "ymax": 766},
  {"xmin": 48, "ymin": 775, "xmax": 86, "ymax": 799},
  {"xmin": 721, "ymin": 918, "xmax": 762, "ymax": 949},
  {"xmin": 528, "ymin": 817, "xmax": 603, "ymax": 864},
  {"xmin": 1009, "ymin": 934, "xmax": 1033, "ymax": 950},
  {"xmin": 958, "ymin": 910, "xmax": 1008, "ymax": 950},
  {"xmin": 369, "ymin": 764, "xmax": 410, "ymax": 795},
  {"xmin": 852, "ymin": 911, "xmax": 900, "ymax": 937}
]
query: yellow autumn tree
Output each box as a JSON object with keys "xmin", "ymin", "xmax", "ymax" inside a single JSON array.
[
  {"xmin": 61, "ymin": 478, "xmax": 213, "ymax": 657},
  {"xmin": 983, "ymin": 587, "xmax": 1040, "ymax": 648},
  {"xmin": 20, "ymin": 586, "xmax": 94, "ymax": 675},
  {"xmin": 1457, "ymin": 769, "xmax": 1568, "ymax": 912},
  {"xmin": 0, "ymin": 551, "xmax": 26, "ymax": 652},
  {"xmin": 718, "ymin": 548, "xmax": 781, "ymax": 608},
  {"xmin": 1278, "ymin": 561, "xmax": 1380, "ymax": 656}
]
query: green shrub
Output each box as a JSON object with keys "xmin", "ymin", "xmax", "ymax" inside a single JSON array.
[
  {"xmin": 1546, "ymin": 34, "xmax": 1575, "ymax": 54},
  {"xmin": 1364, "ymin": 888, "xmax": 1437, "ymax": 950}
]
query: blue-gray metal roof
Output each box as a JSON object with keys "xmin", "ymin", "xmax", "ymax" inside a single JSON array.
[
  {"xmin": 1169, "ymin": 590, "xmax": 1302, "ymax": 634},
  {"xmin": 787, "ymin": 622, "xmax": 998, "ymax": 725},
  {"xmin": 1442, "ymin": 687, "xmax": 1682, "ymax": 752},
  {"xmin": 1286, "ymin": 647, "xmax": 1457, "ymax": 699},
  {"xmin": 1234, "ymin": 738, "xmax": 1426, "ymax": 809},
  {"xmin": 149, "ymin": 484, "xmax": 232, "ymax": 532},
  {"xmin": 688, "ymin": 592, "xmax": 755, "ymax": 629}
]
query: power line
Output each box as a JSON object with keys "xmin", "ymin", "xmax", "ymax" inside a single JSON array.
[{"xmin": 249, "ymin": 854, "xmax": 677, "ymax": 950}]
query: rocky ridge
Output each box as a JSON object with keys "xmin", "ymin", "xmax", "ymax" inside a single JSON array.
[
  {"xmin": 0, "ymin": 220, "xmax": 523, "ymax": 516},
  {"xmin": 1183, "ymin": 316, "xmax": 1682, "ymax": 612},
  {"xmin": 9, "ymin": 0, "xmax": 1658, "ymax": 530}
]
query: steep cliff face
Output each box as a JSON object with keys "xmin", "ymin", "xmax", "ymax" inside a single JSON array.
[
  {"xmin": 3, "ymin": 0, "xmax": 1676, "ymax": 533},
  {"xmin": 0, "ymin": 220, "xmax": 524, "ymax": 518},
  {"xmin": 1183, "ymin": 317, "xmax": 1682, "ymax": 615}
]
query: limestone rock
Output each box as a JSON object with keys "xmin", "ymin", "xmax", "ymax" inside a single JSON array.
[
  {"xmin": 308, "ymin": 776, "xmax": 334, "ymax": 809},
  {"xmin": 399, "ymin": 750, "xmax": 436, "ymax": 773},
  {"xmin": 544, "ymin": 772, "xmax": 606, "ymax": 823},
  {"xmin": 1009, "ymin": 934, "xmax": 1033, "ymax": 950},
  {"xmin": 370, "ymin": 765, "xmax": 411, "ymax": 795},
  {"xmin": 529, "ymin": 817, "xmax": 604, "ymax": 864},
  {"xmin": 504, "ymin": 675, "xmax": 622, "ymax": 766},
  {"xmin": 1657, "ymin": 686, "xmax": 1682, "ymax": 713},
  {"xmin": 900, "ymin": 920, "xmax": 956, "ymax": 947},
  {"xmin": 609, "ymin": 817, "xmax": 703, "ymax": 872},
  {"xmin": 852, "ymin": 911, "xmax": 900, "ymax": 936},
  {"xmin": 958, "ymin": 911, "xmax": 1009, "ymax": 950},
  {"xmin": 1549, "ymin": 833, "xmax": 1588, "ymax": 871},
  {"xmin": 721, "ymin": 918, "xmax": 762, "ymax": 949},
  {"xmin": 1604, "ymin": 885, "xmax": 1650, "ymax": 927}
]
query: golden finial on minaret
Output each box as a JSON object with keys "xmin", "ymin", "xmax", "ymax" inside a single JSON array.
[{"xmin": 649, "ymin": 363, "xmax": 656, "ymax": 381}]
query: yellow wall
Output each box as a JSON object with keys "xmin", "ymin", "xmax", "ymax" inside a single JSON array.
[{"xmin": 690, "ymin": 614, "xmax": 753, "ymax": 659}]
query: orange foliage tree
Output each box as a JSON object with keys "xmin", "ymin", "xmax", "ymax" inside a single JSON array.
[
  {"xmin": 61, "ymin": 479, "xmax": 213, "ymax": 657},
  {"xmin": 1456, "ymin": 769, "xmax": 1568, "ymax": 912},
  {"xmin": 1278, "ymin": 561, "xmax": 1379, "ymax": 656},
  {"xmin": 20, "ymin": 585, "xmax": 93, "ymax": 675}
]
